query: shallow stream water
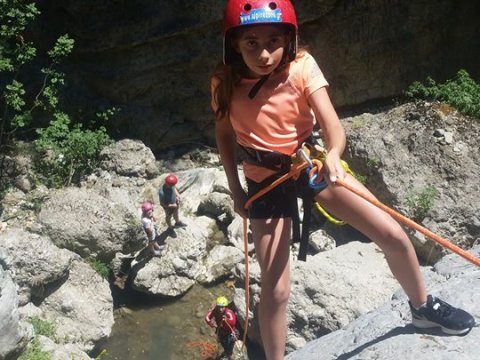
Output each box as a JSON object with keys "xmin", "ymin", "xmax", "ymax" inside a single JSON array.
[{"xmin": 99, "ymin": 283, "xmax": 265, "ymax": 360}]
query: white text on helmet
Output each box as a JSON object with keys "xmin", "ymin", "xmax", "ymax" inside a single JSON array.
[{"xmin": 240, "ymin": 8, "xmax": 282, "ymax": 25}]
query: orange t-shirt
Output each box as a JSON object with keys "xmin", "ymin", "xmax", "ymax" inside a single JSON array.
[{"xmin": 213, "ymin": 52, "xmax": 329, "ymax": 182}]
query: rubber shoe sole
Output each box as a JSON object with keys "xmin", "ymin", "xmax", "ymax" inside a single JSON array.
[{"xmin": 411, "ymin": 317, "xmax": 472, "ymax": 335}]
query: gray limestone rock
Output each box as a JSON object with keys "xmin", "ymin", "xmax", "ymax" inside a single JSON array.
[{"xmin": 286, "ymin": 246, "xmax": 480, "ymax": 360}]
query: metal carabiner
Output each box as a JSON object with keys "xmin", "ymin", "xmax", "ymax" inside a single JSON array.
[{"xmin": 296, "ymin": 148, "xmax": 328, "ymax": 191}]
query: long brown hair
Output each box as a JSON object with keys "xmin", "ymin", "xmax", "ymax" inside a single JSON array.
[{"xmin": 211, "ymin": 62, "xmax": 241, "ymax": 121}]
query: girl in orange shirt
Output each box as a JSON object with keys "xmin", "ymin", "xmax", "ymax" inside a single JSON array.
[{"xmin": 212, "ymin": 1, "xmax": 474, "ymax": 359}]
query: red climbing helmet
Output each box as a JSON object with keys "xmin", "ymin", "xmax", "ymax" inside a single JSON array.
[
  {"xmin": 165, "ymin": 174, "xmax": 178, "ymax": 186},
  {"xmin": 222, "ymin": 0, "xmax": 298, "ymax": 64},
  {"xmin": 141, "ymin": 201, "xmax": 153, "ymax": 212}
]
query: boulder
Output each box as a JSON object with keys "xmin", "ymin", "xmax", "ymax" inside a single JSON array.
[{"xmin": 286, "ymin": 245, "xmax": 480, "ymax": 360}]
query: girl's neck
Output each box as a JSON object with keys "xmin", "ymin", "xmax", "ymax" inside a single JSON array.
[
  {"xmin": 241, "ymin": 63, "xmax": 287, "ymax": 79},
  {"xmin": 243, "ymin": 70, "xmax": 265, "ymax": 79}
]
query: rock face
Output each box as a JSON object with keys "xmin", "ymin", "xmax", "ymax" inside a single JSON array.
[
  {"xmin": 286, "ymin": 245, "xmax": 480, "ymax": 360},
  {"xmin": 1, "ymin": 229, "xmax": 74, "ymax": 306},
  {"xmin": 1, "ymin": 102, "xmax": 478, "ymax": 358},
  {"xmin": 38, "ymin": 187, "xmax": 141, "ymax": 261},
  {"xmin": 343, "ymin": 102, "xmax": 480, "ymax": 263},
  {"xmin": 99, "ymin": 139, "xmax": 159, "ymax": 179},
  {"xmin": 0, "ymin": 260, "xmax": 29, "ymax": 360},
  {"xmin": 0, "ymin": 230, "xmax": 114, "ymax": 358},
  {"xmin": 38, "ymin": 259, "xmax": 114, "ymax": 352},
  {"xmin": 233, "ymin": 241, "xmax": 405, "ymax": 351},
  {"xmin": 33, "ymin": 0, "xmax": 480, "ymax": 152}
]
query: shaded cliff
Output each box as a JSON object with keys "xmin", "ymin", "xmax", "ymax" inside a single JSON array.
[{"xmin": 31, "ymin": 0, "xmax": 480, "ymax": 152}]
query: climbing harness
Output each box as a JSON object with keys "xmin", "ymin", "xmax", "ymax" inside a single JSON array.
[
  {"xmin": 239, "ymin": 145, "xmax": 480, "ymax": 346},
  {"xmin": 241, "ymin": 142, "xmax": 337, "ymax": 258}
]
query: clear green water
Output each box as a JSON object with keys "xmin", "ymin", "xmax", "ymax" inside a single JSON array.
[{"xmin": 99, "ymin": 283, "xmax": 265, "ymax": 360}]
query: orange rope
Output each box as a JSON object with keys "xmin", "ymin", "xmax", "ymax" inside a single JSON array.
[
  {"xmin": 186, "ymin": 341, "xmax": 219, "ymax": 359},
  {"xmin": 239, "ymin": 157, "xmax": 479, "ymax": 349},
  {"xmin": 334, "ymin": 178, "xmax": 480, "ymax": 267},
  {"xmin": 241, "ymin": 218, "xmax": 249, "ymax": 347},
  {"xmin": 304, "ymin": 154, "xmax": 479, "ymax": 267},
  {"xmin": 244, "ymin": 162, "xmax": 308, "ymax": 209}
]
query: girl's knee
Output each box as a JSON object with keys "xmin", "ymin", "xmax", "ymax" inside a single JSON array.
[
  {"xmin": 376, "ymin": 227, "xmax": 413, "ymax": 254},
  {"xmin": 262, "ymin": 283, "xmax": 291, "ymax": 307}
]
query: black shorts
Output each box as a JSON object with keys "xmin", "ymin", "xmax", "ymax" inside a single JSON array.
[{"xmin": 246, "ymin": 171, "xmax": 323, "ymax": 219}]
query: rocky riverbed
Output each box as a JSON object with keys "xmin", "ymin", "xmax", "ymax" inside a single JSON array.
[{"xmin": 1, "ymin": 101, "xmax": 478, "ymax": 359}]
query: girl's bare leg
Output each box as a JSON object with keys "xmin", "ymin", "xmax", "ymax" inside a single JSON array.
[
  {"xmin": 316, "ymin": 174, "xmax": 427, "ymax": 307},
  {"xmin": 251, "ymin": 217, "xmax": 292, "ymax": 360}
]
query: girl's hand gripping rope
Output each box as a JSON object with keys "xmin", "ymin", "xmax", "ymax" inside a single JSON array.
[{"xmin": 296, "ymin": 148, "xmax": 328, "ymax": 191}]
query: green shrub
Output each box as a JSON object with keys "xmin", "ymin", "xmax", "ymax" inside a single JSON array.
[
  {"xmin": 34, "ymin": 111, "xmax": 114, "ymax": 187},
  {"xmin": 354, "ymin": 173, "xmax": 367, "ymax": 185},
  {"xmin": 95, "ymin": 349, "xmax": 108, "ymax": 360},
  {"xmin": 18, "ymin": 339, "xmax": 52, "ymax": 360},
  {"xmin": 0, "ymin": 0, "xmax": 74, "ymax": 150},
  {"xmin": 405, "ymin": 69, "xmax": 480, "ymax": 118},
  {"xmin": 29, "ymin": 316, "xmax": 56, "ymax": 339},
  {"xmin": 366, "ymin": 157, "xmax": 380, "ymax": 168},
  {"xmin": 0, "ymin": 182, "xmax": 10, "ymax": 200},
  {"xmin": 88, "ymin": 258, "xmax": 111, "ymax": 279},
  {"xmin": 17, "ymin": 317, "xmax": 56, "ymax": 359},
  {"xmin": 125, "ymin": 214, "xmax": 141, "ymax": 238},
  {"xmin": 406, "ymin": 185, "xmax": 438, "ymax": 221},
  {"xmin": 23, "ymin": 192, "xmax": 46, "ymax": 212},
  {"xmin": 1, "ymin": 1, "xmax": 116, "ymax": 188}
]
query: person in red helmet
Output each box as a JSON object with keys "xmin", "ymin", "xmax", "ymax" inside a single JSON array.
[
  {"xmin": 158, "ymin": 173, "xmax": 186, "ymax": 232},
  {"xmin": 205, "ymin": 296, "xmax": 238, "ymax": 360},
  {"xmin": 212, "ymin": 0, "xmax": 474, "ymax": 359},
  {"xmin": 140, "ymin": 201, "xmax": 163, "ymax": 256}
]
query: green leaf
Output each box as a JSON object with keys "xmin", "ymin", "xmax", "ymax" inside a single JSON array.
[{"xmin": 404, "ymin": 69, "xmax": 480, "ymax": 118}]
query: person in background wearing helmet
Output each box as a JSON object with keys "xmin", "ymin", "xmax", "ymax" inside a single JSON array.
[
  {"xmin": 205, "ymin": 296, "xmax": 238, "ymax": 360},
  {"xmin": 212, "ymin": 1, "xmax": 474, "ymax": 359},
  {"xmin": 140, "ymin": 201, "xmax": 163, "ymax": 256},
  {"xmin": 158, "ymin": 173, "xmax": 187, "ymax": 233}
]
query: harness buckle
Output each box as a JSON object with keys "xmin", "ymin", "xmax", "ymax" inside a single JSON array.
[{"xmin": 291, "ymin": 142, "xmax": 326, "ymax": 166}]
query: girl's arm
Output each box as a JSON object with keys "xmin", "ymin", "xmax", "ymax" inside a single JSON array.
[
  {"xmin": 144, "ymin": 221, "xmax": 154, "ymax": 240},
  {"xmin": 308, "ymin": 86, "xmax": 347, "ymax": 183},
  {"xmin": 215, "ymin": 116, "xmax": 248, "ymax": 218}
]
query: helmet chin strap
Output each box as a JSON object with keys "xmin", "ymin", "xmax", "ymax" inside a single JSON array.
[
  {"xmin": 247, "ymin": 52, "xmax": 290, "ymax": 99},
  {"xmin": 248, "ymin": 73, "xmax": 270, "ymax": 99}
]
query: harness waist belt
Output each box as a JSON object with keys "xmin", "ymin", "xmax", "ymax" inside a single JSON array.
[{"xmin": 240, "ymin": 146, "xmax": 292, "ymax": 172}]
